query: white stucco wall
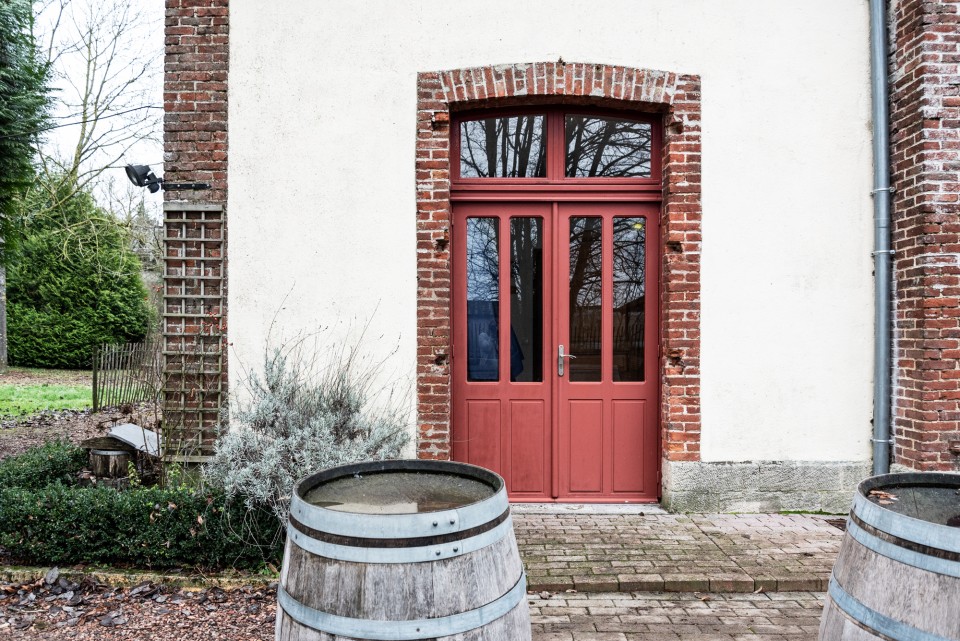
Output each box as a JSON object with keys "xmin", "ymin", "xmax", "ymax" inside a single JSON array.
[{"xmin": 228, "ymin": 0, "xmax": 874, "ymax": 463}]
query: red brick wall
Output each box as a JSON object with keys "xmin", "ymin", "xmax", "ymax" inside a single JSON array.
[
  {"xmin": 162, "ymin": 0, "xmax": 228, "ymax": 458},
  {"xmin": 415, "ymin": 62, "xmax": 703, "ymax": 464},
  {"xmin": 891, "ymin": 0, "xmax": 960, "ymax": 469}
]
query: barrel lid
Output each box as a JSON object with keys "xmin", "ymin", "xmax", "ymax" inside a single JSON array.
[{"xmin": 290, "ymin": 460, "xmax": 508, "ymax": 539}]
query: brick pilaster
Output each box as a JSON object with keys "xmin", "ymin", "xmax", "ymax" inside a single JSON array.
[
  {"xmin": 162, "ymin": 0, "xmax": 228, "ymax": 458},
  {"xmin": 890, "ymin": 0, "xmax": 960, "ymax": 469}
]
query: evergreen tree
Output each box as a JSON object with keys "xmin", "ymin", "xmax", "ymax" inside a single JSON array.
[
  {"xmin": 7, "ymin": 179, "xmax": 152, "ymax": 369},
  {"xmin": 0, "ymin": 0, "xmax": 49, "ymax": 257},
  {"xmin": 0, "ymin": 0, "xmax": 51, "ymax": 369}
]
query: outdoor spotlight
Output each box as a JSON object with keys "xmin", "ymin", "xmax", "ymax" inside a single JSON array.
[
  {"xmin": 125, "ymin": 164, "xmax": 161, "ymax": 193},
  {"xmin": 124, "ymin": 163, "xmax": 211, "ymax": 193}
]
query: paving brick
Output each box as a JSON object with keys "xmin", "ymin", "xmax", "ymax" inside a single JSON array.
[
  {"xmin": 530, "ymin": 592, "xmax": 825, "ymax": 640},
  {"xmin": 518, "ymin": 512, "xmax": 841, "ymax": 593}
]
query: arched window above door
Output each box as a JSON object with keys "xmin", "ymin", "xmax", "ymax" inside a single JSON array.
[{"xmin": 454, "ymin": 109, "xmax": 661, "ymax": 182}]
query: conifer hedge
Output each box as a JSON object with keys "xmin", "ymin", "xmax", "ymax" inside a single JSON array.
[{"xmin": 7, "ymin": 182, "xmax": 152, "ymax": 369}]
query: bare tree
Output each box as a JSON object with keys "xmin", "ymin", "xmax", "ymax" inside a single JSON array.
[
  {"xmin": 32, "ymin": 0, "xmax": 161, "ymax": 199},
  {"xmin": 0, "ymin": 0, "xmax": 160, "ymax": 371}
]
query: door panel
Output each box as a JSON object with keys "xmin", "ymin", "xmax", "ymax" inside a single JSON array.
[
  {"xmin": 567, "ymin": 400, "xmax": 604, "ymax": 493},
  {"xmin": 452, "ymin": 200, "xmax": 658, "ymax": 502},
  {"xmin": 452, "ymin": 203, "xmax": 553, "ymax": 500},
  {"xmin": 509, "ymin": 400, "xmax": 547, "ymax": 494},
  {"xmin": 465, "ymin": 400, "xmax": 501, "ymax": 473},
  {"xmin": 612, "ymin": 400, "xmax": 646, "ymax": 492}
]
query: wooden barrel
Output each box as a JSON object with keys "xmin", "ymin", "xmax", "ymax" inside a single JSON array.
[
  {"xmin": 819, "ymin": 472, "xmax": 960, "ymax": 641},
  {"xmin": 89, "ymin": 449, "xmax": 131, "ymax": 478},
  {"xmin": 276, "ymin": 460, "xmax": 531, "ymax": 641}
]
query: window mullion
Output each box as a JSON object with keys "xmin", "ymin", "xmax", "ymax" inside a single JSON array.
[{"xmin": 548, "ymin": 111, "xmax": 564, "ymax": 181}]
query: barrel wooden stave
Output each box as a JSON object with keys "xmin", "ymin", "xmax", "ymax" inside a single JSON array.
[
  {"xmin": 818, "ymin": 472, "xmax": 960, "ymax": 641},
  {"xmin": 277, "ymin": 601, "xmax": 528, "ymax": 641},
  {"xmin": 823, "ymin": 529, "xmax": 960, "ymax": 639},
  {"xmin": 277, "ymin": 532, "xmax": 526, "ymax": 639},
  {"xmin": 819, "ymin": 602, "xmax": 883, "ymax": 641},
  {"xmin": 90, "ymin": 450, "xmax": 131, "ymax": 478}
]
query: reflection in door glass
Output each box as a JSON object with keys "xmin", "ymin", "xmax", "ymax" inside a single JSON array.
[
  {"xmin": 510, "ymin": 218, "xmax": 543, "ymax": 382},
  {"xmin": 569, "ymin": 217, "xmax": 603, "ymax": 382},
  {"xmin": 467, "ymin": 218, "xmax": 499, "ymax": 381},
  {"xmin": 613, "ymin": 218, "xmax": 645, "ymax": 381},
  {"xmin": 460, "ymin": 115, "xmax": 546, "ymax": 178},
  {"xmin": 565, "ymin": 115, "xmax": 652, "ymax": 177}
]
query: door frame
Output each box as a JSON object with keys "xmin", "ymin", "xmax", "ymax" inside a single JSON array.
[{"xmin": 413, "ymin": 63, "xmax": 704, "ymax": 499}]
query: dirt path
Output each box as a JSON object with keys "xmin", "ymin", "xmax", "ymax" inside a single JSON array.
[
  {"xmin": 0, "ymin": 403, "xmax": 161, "ymax": 461},
  {"xmin": 0, "ymin": 368, "xmax": 91, "ymax": 388},
  {"xmin": 1, "ymin": 575, "xmax": 274, "ymax": 641}
]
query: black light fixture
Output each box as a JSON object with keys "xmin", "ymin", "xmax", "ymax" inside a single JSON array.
[{"xmin": 125, "ymin": 164, "xmax": 211, "ymax": 193}]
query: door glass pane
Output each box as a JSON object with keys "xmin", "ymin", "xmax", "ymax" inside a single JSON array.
[
  {"xmin": 460, "ymin": 115, "xmax": 546, "ymax": 178},
  {"xmin": 467, "ymin": 218, "xmax": 499, "ymax": 381},
  {"xmin": 510, "ymin": 217, "xmax": 543, "ymax": 382},
  {"xmin": 613, "ymin": 217, "xmax": 646, "ymax": 381},
  {"xmin": 569, "ymin": 217, "xmax": 603, "ymax": 382},
  {"xmin": 565, "ymin": 115, "xmax": 652, "ymax": 177}
]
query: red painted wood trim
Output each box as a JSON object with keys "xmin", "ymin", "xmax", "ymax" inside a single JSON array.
[{"xmin": 415, "ymin": 62, "xmax": 703, "ymax": 473}]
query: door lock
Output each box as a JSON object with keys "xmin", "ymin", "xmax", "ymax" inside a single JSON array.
[{"xmin": 558, "ymin": 345, "xmax": 576, "ymax": 377}]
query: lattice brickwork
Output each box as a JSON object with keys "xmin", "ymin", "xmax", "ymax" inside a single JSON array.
[
  {"xmin": 163, "ymin": 0, "xmax": 228, "ymax": 459},
  {"xmin": 162, "ymin": 204, "xmax": 225, "ymax": 460}
]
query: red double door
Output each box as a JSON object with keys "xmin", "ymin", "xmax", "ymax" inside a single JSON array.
[{"xmin": 451, "ymin": 201, "xmax": 659, "ymax": 502}]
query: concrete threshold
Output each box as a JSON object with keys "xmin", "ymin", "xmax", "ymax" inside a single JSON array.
[{"xmin": 511, "ymin": 503, "xmax": 668, "ymax": 515}]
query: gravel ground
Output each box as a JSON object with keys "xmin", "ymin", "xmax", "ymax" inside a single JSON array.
[{"xmin": 1, "ymin": 572, "xmax": 275, "ymax": 640}]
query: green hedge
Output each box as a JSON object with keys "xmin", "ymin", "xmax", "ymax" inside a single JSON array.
[
  {"xmin": 7, "ymin": 182, "xmax": 152, "ymax": 369},
  {"xmin": 0, "ymin": 442, "xmax": 87, "ymax": 489},
  {"xmin": 0, "ymin": 484, "xmax": 282, "ymax": 569}
]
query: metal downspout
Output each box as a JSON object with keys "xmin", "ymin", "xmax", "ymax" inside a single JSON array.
[{"xmin": 869, "ymin": 0, "xmax": 893, "ymax": 475}]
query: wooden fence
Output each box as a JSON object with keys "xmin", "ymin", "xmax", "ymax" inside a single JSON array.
[{"xmin": 92, "ymin": 340, "xmax": 162, "ymax": 411}]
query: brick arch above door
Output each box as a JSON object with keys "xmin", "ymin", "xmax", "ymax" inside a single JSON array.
[{"xmin": 415, "ymin": 62, "xmax": 702, "ymax": 468}]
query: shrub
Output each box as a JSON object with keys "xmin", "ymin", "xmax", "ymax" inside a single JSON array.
[
  {"xmin": 0, "ymin": 485, "xmax": 282, "ymax": 569},
  {"xmin": 7, "ymin": 180, "xmax": 152, "ymax": 369},
  {"xmin": 205, "ymin": 336, "xmax": 410, "ymax": 524},
  {"xmin": 0, "ymin": 442, "xmax": 87, "ymax": 489}
]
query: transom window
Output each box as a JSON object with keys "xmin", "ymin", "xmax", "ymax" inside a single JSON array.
[{"xmin": 455, "ymin": 109, "xmax": 659, "ymax": 182}]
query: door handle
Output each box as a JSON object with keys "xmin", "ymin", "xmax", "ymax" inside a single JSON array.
[{"xmin": 558, "ymin": 345, "xmax": 576, "ymax": 377}]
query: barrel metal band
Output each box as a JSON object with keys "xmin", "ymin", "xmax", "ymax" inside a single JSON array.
[
  {"xmin": 287, "ymin": 515, "xmax": 514, "ymax": 563},
  {"xmin": 847, "ymin": 516, "xmax": 960, "ymax": 577},
  {"xmin": 90, "ymin": 450, "xmax": 129, "ymax": 456},
  {"xmin": 278, "ymin": 572, "xmax": 527, "ymax": 640},
  {"xmin": 853, "ymin": 492, "xmax": 960, "ymax": 554},
  {"xmin": 289, "ymin": 486, "xmax": 509, "ymax": 539},
  {"xmin": 828, "ymin": 577, "xmax": 954, "ymax": 641},
  {"xmin": 289, "ymin": 508, "xmax": 510, "ymax": 549}
]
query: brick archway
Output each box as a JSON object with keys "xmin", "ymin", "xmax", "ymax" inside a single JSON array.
[{"xmin": 415, "ymin": 62, "xmax": 703, "ymax": 480}]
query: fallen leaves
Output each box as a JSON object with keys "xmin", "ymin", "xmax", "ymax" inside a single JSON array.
[
  {"xmin": 868, "ymin": 489, "xmax": 899, "ymax": 505},
  {"xmin": 0, "ymin": 574, "xmax": 276, "ymax": 639}
]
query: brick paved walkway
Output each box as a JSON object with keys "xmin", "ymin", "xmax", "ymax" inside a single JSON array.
[
  {"xmin": 514, "ymin": 513, "xmax": 843, "ymax": 593},
  {"xmin": 530, "ymin": 591, "xmax": 825, "ymax": 640}
]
